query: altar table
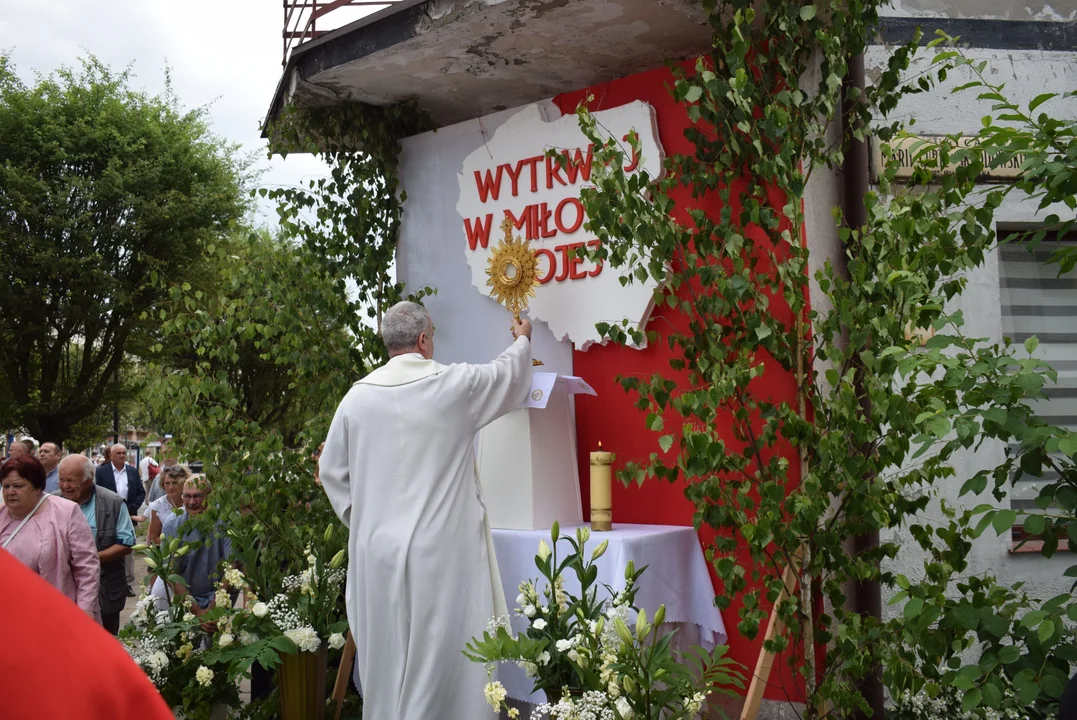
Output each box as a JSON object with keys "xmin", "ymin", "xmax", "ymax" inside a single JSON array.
[{"xmin": 491, "ymin": 524, "xmax": 728, "ymax": 704}]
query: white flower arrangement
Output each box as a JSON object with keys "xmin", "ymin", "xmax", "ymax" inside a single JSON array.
[
  {"xmin": 536, "ymin": 690, "xmax": 617, "ymax": 720},
  {"xmin": 195, "ymin": 665, "xmax": 214, "ymax": 687},
  {"xmin": 889, "ymin": 687, "xmax": 1031, "ymax": 720},
  {"xmin": 466, "ymin": 524, "xmax": 741, "ymax": 720},
  {"xmin": 218, "ymin": 550, "xmax": 349, "ymax": 659},
  {"xmin": 484, "ymin": 681, "xmax": 508, "ymax": 711},
  {"xmin": 284, "ymin": 625, "xmax": 322, "ymax": 653}
]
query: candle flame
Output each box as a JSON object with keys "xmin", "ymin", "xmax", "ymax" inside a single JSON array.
[{"xmin": 598, "ymin": 441, "xmax": 603, "ymax": 449}]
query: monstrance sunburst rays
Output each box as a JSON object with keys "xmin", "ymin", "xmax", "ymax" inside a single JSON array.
[
  {"xmin": 486, "ymin": 217, "xmax": 538, "ymax": 321},
  {"xmin": 486, "ymin": 217, "xmax": 544, "ymax": 366}
]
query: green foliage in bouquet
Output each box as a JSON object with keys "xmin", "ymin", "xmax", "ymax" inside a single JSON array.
[
  {"xmin": 466, "ymin": 523, "xmax": 743, "ymax": 719},
  {"xmin": 200, "ymin": 528, "xmax": 351, "ymax": 677},
  {"xmin": 123, "ymin": 541, "xmax": 240, "ymax": 720}
]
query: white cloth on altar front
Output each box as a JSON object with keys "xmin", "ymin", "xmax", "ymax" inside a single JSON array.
[
  {"xmin": 492, "ymin": 524, "xmax": 727, "ymax": 703},
  {"xmin": 320, "ymin": 337, "xmax": 532, "ymax": 720}
]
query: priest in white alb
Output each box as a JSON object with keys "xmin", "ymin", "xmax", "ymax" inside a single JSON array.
[{"xmin": 319, "ymin": 300, "xmax": 533, "ymax": 719}]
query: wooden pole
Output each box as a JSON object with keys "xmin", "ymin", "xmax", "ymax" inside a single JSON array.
[
  {"xmin": 739, "ymin": 561, "xmax": 799, "ymax": 720},
  {"xmin": 331, "ymin": 632, "xmax": 357, "ymax": 720}
]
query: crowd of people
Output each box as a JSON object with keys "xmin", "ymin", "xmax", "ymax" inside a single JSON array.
[{"xmin": 0, "ymin": 439, "xmax": 232, "ymax": 634}]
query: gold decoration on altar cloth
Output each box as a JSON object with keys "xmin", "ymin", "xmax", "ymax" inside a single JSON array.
[{"xmin": 486, "ymin": 218, "xmax": 544, "ymax": 366}]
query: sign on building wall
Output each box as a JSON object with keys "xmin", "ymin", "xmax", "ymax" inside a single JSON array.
[
  {"xmin": 870, "ymin": 136, "xmax": 1025, "ymax": 183},
  {"xmin": 456, "ymin": 101, "xmax": 664, "ymax": 348}
]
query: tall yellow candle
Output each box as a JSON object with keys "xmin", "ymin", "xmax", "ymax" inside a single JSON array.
[{"xmin": 590, "ymin": 442, "xmax": 613, "ymax": 532}]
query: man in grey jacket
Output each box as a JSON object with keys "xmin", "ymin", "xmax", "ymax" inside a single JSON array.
[{"xmin": 57, "ymin": 455, "xmax": 135, "ymax": 634}]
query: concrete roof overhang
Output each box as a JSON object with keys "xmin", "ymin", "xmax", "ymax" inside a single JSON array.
[{"xmin": 264, "ymin": 0, "xmax": 713, "ymax": 135}]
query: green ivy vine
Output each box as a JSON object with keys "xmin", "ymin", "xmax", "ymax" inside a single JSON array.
[
  {"xmin": 266, "ymin": 100, "xmax": 433, "ymax": 370},
  {"xmin": 572, "ymin": 1, "xmax": 1076, "ymax": 718}
]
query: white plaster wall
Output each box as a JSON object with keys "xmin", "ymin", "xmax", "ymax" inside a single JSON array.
[
  {"xmin": 396, "ymin": 101, "xmax": 574, "ymax": 374},
  {"xmin": 864, "ymin": 44, "xmax": 1077, "ymax": 609},
  {"xmin": 880, "ymin": 1, "xmax": 1077, "ymax": 20}
]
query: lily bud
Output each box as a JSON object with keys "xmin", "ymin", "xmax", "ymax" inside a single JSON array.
[
  {"xmin": 653, "ymin": 604, "xmax": 666, "ymax": 628},
  {"xmin": 635, "ymin": 608, "xmax": 648, "ymax": 639},
  {"xmin": 145, "ymin": 558, "xmax": 158, "ymax": 570},
  {"xmin": 330, "ymin": 549, "xmax": 347, "ymax": 568},
  {"xmin": 132, "ymin": 544, "xmax": 149, "ymax": 552},
  {"xmin": 578, "ymin": 526, "xmax": 590, "ymax": 544},
  {"xmin": 175, "ymin": 546, "xmax": 190, "ymax": 557},
  {"xmin": 551, "ymin": 521, "xmax": 560, "ymax": 544},
  {"xmin": 614, "ymin": 617, "xmax": 634, "ymax": 646},
  {"xmin": 625, "ymin": 560, "xmax": 635, "ymax": 579},
  {"xmin": 537, "ymin": 539, "xmax": 551, "ymax": 561},
  {"xmin": 622, "ymin": 675, "xmax": 636, "ymax": 694},
  {"xmin": 591, "ymin": 540, "xmax": 608, "ymax": 562},
  {"xmin": 169, "ymin": 538, "xmax": 180, "ymax": 553},
  {"xmin": 595, "ymin": 617, "xmax": 605, "ymax": 636},
  {"xmin": 324, "ymin": 524, "xmax": 334, "ymax": 543}
]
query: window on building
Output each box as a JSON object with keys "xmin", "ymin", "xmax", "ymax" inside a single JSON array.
[{"xmin": 998, "ymin": 234, "xmax": 1077, "ymax": 551}]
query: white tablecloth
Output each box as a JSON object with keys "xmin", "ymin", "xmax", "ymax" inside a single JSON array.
[{"xmin": 492, "ymin": 524, "xmax": 727, "ymax": 703}]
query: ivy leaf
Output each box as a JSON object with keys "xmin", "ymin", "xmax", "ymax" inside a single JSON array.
[
  {"xmin": 903, "ymin": 597, "xmax": 924, "ymax": 621},
  {"xmin": 799, "ymin": 5, "xmax": 816, "ymax": 21},
  {"xmin": 685, "ymin": 86, "xmax": 703, "ymax": 103},
  {"xmin": 998, "ymin": 645, "xmax": 1021, "ymax": 664},
  {"xmin": 1029, "ymin": 93, "xmax": 1057, "ymax": 112},
  {"xmin": 991, "ymin": 509, "xmax": 1017, "ymax": 536},
  {"xmin": 1023, "ymin": 514, "xmax": 1045, "ymax": 536},
  {"xmin": 1024, "ymin": 335, "xmax": 1039, "ymax": 354},
  {"xmin": 1038, "ymin": 618, "xmax": 1056, "ymax": 643},
  {"xmin": 961, "ymin": 688, "xmax": 982, "ymax": 713},
  {"xmin": 658, "ymin": 435, "xmax": 674, "ymax": 453}
]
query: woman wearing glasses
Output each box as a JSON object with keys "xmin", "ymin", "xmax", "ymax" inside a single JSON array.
[{"xmin": 146, "ymin": 465, "xmax": 189, "ymax": 545}]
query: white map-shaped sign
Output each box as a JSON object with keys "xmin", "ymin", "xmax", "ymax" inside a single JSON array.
[{"xmin": 456, "ymin": 101, "xmax": 664, "ymax": 348}]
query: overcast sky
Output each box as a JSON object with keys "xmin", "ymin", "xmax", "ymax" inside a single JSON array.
[{"xmin": 1, "ymin": 1, "xmax": 387, "ymax": 225}]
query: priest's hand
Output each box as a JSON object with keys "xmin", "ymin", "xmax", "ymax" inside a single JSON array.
[{"xmin": 512, "ymin": 317, "xmax": 532, "ymax": 341}]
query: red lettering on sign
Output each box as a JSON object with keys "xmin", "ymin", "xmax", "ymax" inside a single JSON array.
[
  {"xmin": 567, "ymin": 241, "xmax": 588, "ymax": 280},
  {"xmin": 587, "ymin": 239, "xmax": 603, "ymax": 277},
  {"xmin": 538, "ymin": 203, "xmax": 556, "ymax": 239},
  {"xmin": 554, "ymin": 197, "xmax": 585, "ymax": 235},
  {"xmin": 504, "ymin": 207, "xmax": 531, "ymax": 239},
  {"xmin": 535, "ymin": 248, "xmax": 556, "ymax": 285},
  {"xmin": 474, "ymin": 167, "xmax": 504, "ymax": 203},
  {"xmin": 464, "ymin": 213, "xmax": 494, "ymax": 250},
  {"xmin": 546, "ymin": 155, "xmax": 567, "ymax": 189},
  {"xmin": 622, "ymin": 134, "xmax": 640, "ymax": 172},
  {"xmin": 562, "ymin": 144, "xmax": 594, "ymax": 185},
  {"xmin": 554, "ymin": 245, "xmax": 571, "ymax": 282},
  {"xmin": 521, "ymin": 154, "xmax": 542, "ymax": 193},
  {"xmin": 504, "ymin": 160, "xmax": 525, "ymax": 197}
]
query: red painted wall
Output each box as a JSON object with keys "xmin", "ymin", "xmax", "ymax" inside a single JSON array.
[{"xmin": 553, "ymin": 67, "xmax": 806, "ymax": 701}]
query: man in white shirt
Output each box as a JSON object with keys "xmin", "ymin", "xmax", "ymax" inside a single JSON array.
[
  {"xmin": 39, "ymin": 442, "xmax": 62, "ymax": 493},
  {"xmin": 94, "ymin": 444, "xmax": 145, "ymax": 596}
]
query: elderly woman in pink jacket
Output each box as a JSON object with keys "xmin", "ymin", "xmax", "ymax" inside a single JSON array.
[{"xmin": 0, "ymin": 454, "xmax": 100, "ymax": 618}]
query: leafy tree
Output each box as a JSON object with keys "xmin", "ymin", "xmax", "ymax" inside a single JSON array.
[
  {"xmin": 142, "ymin": 228, "xmax": 361, "ymax": 714},
  {"xmin": 570, "ymin": 4, "xmax": 1076, "ymax": 719},
  {"xmin": 0, "ymin": 54, "xmax": 249, "ymax": 443},
  {"xmin": 149, "ymin": 229, "xmax": 360, "ymax": 444}
]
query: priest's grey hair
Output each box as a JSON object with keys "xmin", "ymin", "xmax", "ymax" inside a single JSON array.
[{"xmin": 382, "ymin": 301, "xmax": 432, "ymax": 354}]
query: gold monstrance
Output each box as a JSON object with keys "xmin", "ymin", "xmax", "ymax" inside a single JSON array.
[{"xmin": 487, "ymin": 218, "xmax": 543, "ymax": 366}]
